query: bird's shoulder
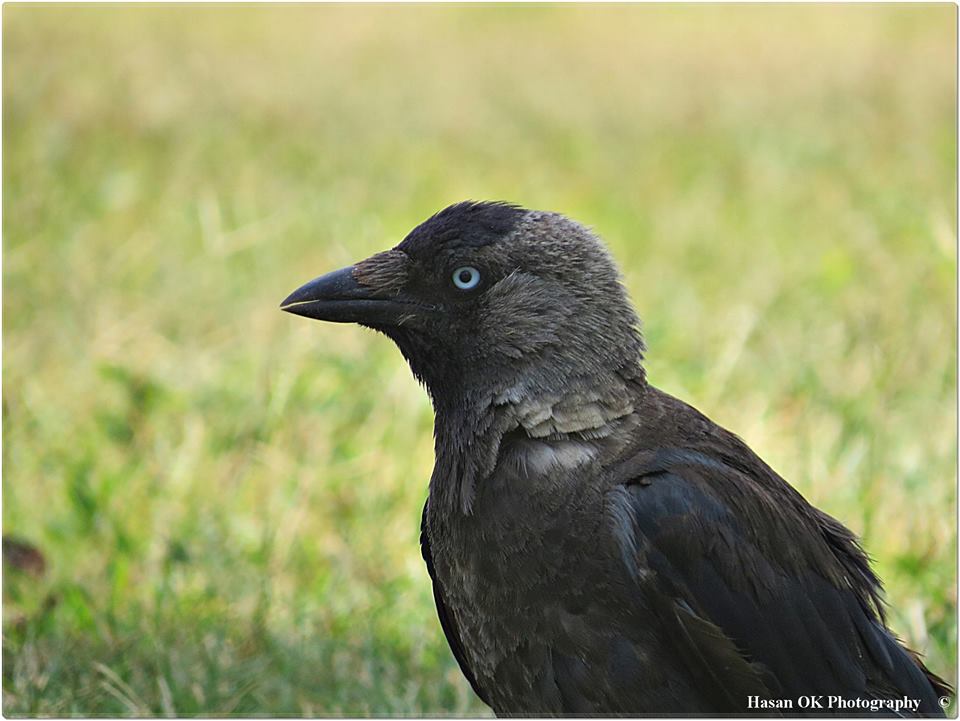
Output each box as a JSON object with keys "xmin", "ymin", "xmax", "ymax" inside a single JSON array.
[
  {"xmin": 605, "ymin": 385, "xmax": 879, "ymax": 599},
  {"xmin": 598, "ymin": 385, "xmax": 947, "ymax": 711}
]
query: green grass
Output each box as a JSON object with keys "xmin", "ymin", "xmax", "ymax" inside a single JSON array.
[{"xmin": 3, "ymin": 4, "xmax": 956, "ymax": 716}]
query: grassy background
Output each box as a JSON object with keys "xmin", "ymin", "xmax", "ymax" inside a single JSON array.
[{"xmin": 3, "ymin": 4, "xmax": 956, "ymax": 716}]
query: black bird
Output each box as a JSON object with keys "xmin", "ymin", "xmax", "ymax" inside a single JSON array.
[{"xmin": 281, "ymin": 201, "xmax": 950, "ymax": 716}]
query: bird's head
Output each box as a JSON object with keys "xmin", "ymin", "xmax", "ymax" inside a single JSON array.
[{"xmin": 281, "ymin": 201, "xmax": 645, "ymax": 409}]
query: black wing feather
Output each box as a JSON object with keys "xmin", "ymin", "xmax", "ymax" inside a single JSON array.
[{"xmin": 613, "ymin": 449, "xmax": 947, "ymax": 715}]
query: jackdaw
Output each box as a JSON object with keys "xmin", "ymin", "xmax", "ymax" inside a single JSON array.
[{"xmin": 281, "ymin": 201, "xmax": 950, "ymax": 715}]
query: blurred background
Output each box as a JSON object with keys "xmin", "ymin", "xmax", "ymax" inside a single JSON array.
[{"xmin": 3, "ymin": 4, "xmax": 956, "ymax": 716}]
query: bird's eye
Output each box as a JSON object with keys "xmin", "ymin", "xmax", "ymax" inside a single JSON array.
[{"xmin": 452, "ymin": 266, "xmax": 481, "ymax": 290}]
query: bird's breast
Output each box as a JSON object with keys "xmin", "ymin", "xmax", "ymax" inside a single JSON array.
[{"xmin": 427, "ymin": 446, "xmax": 620, "ymax": 699}]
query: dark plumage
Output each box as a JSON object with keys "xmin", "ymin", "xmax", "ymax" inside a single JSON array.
[{"xmin": 281, "ymin": 201, "xmax": 951, "ymax": 716}]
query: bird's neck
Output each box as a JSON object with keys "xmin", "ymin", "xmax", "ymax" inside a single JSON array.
[{"xmin": 428, "ymin": 362, "xmax": 646, "ymax": 517}]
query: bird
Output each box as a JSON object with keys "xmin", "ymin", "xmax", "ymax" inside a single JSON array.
[{"xmin": 281, "ymin": 201, "xmax": 951, "ymax": 716}]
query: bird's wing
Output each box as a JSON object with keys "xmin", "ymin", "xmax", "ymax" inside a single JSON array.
[
  {"xmin": 420, "ymin": 501, "xmax": 491, "ymax": 706},
  {"xmin": 606, "ymin": 446, "xmax": 947, "ymax": 715}
]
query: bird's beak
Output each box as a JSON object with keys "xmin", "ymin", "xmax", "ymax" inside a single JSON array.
[{"xmin": 280, "ymin": 265, "xmax": 415, "ymax": 327}]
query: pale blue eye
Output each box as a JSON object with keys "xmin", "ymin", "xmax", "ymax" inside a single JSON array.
[{"xmin": 452, "ymin": 266, "xmax": 481, "ymax": 290}]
